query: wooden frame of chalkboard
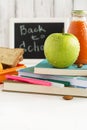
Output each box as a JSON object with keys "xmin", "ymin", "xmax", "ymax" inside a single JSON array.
[{"xmin": 9, "ymin": 18, "xmax": 68, "ymax": 65}]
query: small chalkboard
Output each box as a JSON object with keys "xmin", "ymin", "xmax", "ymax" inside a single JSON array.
[{"xmin": 9, "ymin": 18, "xmax": 67, "ymax": 59}]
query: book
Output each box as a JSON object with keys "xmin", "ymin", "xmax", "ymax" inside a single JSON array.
[
  {"xmin": 19, "ymin": 67, "xmax": 87, "ymax": 88},
  {"xmin": 34, "ymin": 59, "xmax": 87, "ymax": 76},
  {"xmin": 18, "ymin": 67, "xmax": 71, "ymax": 86},
  {"xmin": 3, "ymin": 80, "xmax": 87, "ymax": 98},
  {"xmin": 3, "ymin": 79, "xmax": 64, "ymax": 92},
  {"xmin": 6, "ymin": 74, "xmax": 64, "ymax": 87}
]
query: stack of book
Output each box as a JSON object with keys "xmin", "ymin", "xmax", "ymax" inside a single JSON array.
[{"xmin": 3, "ymin": 59, "xmax": 87, "ymax": 98}]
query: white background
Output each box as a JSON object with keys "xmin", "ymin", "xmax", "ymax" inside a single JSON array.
[
  {"xmin": 0, "ymin": 0, "xmax": 87, "ymax": 130},
  {"xmin": 0, "ymin": 0, "xmax": 87, "ymax": 47},
  {"xmin": 0, "ymin": 87, "xmax": 87, "ymax": 130}
]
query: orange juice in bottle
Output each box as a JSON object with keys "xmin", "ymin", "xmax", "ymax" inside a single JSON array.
[{"xmin": 68, "ymin": 10, "xmax": 87, "ymax": 66}]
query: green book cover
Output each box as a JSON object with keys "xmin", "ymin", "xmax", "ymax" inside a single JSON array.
[{"xmin": 34, "ymin": 59, "xmax": 87, "ymax": 76}]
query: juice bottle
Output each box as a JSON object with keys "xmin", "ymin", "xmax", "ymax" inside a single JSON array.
[{"xmin": 68, "ymin": 10, "xmax": 87, "ymax": 66}]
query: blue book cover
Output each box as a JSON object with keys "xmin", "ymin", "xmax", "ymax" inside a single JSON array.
[
  {"xmin": 34, "ymin": 59, "xmax": 87, "ymax": 76},
  {"xmin": 18, "ymin": 66, "xmax": 87, "ymax": 88},
  {"xmin": 18, "ymin": 67, "xmax": 70, "ymax": 86}
]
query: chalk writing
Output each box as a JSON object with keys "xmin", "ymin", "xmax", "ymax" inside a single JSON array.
[
  {"xmin": 19, "ymin": 41, "xmax": 44, "ymax": 53},
  {"xmin": 20, "ymin": 25, "xmax": 46, "ymax": 36}
]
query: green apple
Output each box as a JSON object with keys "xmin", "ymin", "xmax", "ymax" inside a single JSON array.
[{"xmin": 44, "ymin": 33, "xmax": 80, "ymax": 68}]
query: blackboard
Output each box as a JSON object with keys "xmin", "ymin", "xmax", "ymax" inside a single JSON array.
[{"xmin": 9, "ymin": 18, "xmax": 67, "ymax": 59}]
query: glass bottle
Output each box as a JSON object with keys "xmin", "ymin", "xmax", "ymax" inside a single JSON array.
[{"xmin": 67, "ymin": 10, "xmax": 87, "ymax": 66}]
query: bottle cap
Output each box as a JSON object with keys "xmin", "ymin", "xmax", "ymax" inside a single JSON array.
[{"xmin": 72, "ymin": 10, "xmax": 87, "ymax": 17}]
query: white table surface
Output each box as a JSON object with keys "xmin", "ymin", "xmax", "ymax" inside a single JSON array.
[{"xmin": 0, "ymin": 60, "xmax": 87, "ymax": 130}]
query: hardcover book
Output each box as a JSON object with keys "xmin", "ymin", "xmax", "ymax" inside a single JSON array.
[
  {"xmin": 3, "ymin": 80, "xmax": 87, "ymax": 98},
  {"xmin": 19, "ymin": 66, "xmax": 87, "ymax": 88},
  {"xmin": 3, "ymin": 80, "xmax": 64, "ymax": 93},
  {"xmin": 34, "ymin": 59, "xmax": 87, "ymax": 76},
  {"xmin": 18, "ymin": 67, "xmax": 70, "ymax": 86}
]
